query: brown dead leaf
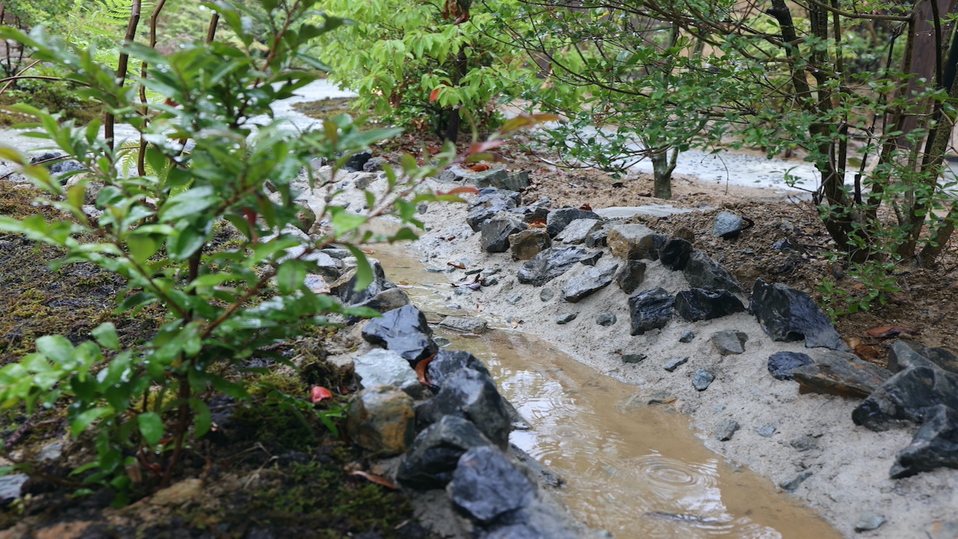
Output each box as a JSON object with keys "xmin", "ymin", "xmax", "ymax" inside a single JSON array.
[
  {"xmin": 415, "ymin": 355, "xmax": 435, "ymax": 386},
  {"xmin": 528, "ymin": 219, "xmax": 547, "ymax": 228},
  {"xmin": 349, "ymin": 471, "xmax": 399, "ymax": 490},
  {"xmin": 447, "ymin": 261, "xmax": 466, "ymax": 269},
  {"xmin": 865, "ymin": 325, "xmax": 920, "ymax": 339}
]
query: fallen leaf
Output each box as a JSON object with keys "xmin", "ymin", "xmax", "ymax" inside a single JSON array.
[
  {"xmin": 865, "ymin": 325, "xmax": 920, "ymax": 338},
  {"xmin": 311, "ymin": 386, "xmax": 333, "ymax": 403},
  {"xmin": 469, "ymin": 163, "xmax": 491, "ymax": 172},
  {"xmin": 447, "ymin": 262, "xmax": 466, "ymax": 269},
  {"xmin": 437, "ymin": 186, "xmax": 480, "ymax": 197},
  {"xmin": 528, "ymin": 219, "xmax": 547, "ymax": 228},
  {"xmin": 350, "ymin": 470, "xmax": 399, "ymax": 490},
  {"xmin": 415, "ymin": 355, "xmax": 435, "ymax": 386},
  {"xmin": 579, "ymin": 203, "xmax": 592, "ymax": 211}
]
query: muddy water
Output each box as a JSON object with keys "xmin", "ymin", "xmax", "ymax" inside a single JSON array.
[{"xmin": 370, "ymin": 242, "xmax": 841, "ymax": 539}]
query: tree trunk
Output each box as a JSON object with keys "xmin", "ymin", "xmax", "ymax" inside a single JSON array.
[{"xmin": 651, "ymin": 147, "xmax": 677, "ymax": 199}]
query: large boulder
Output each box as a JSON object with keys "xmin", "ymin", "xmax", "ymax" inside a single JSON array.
[
  {"xmin": 659, "ymin": 238, "xmax": 693, "ymax": 270},
  {"xmin": 449, "ymin": 446, "xmax": 534, "ymax": 524},
  {"xmin": 346, "ymin": 386, "xmax": 416, "ymax": 456},
  {"xmin": 427, "ymin": 350, "xmax": 492, "ymax": 388},
  {"xmin": 561, "ymin": 263, "xmax": 619, "ymax": 303},
  {"xmin": 397, "ymin": 416, "xmax": 493, "ymax": 490},
  {"xmin": 361, "ymin": 305, "xmax": 438, "ymax": 363},
  {"xmin": 890, "ymin": 404, "xmax": 958, "ymax": 478},
  {"xmin": 628, "ymin": 287, "xmax": 675, "ymax": 335},
  {"xmin": 852, "ymin": 366, "xmax": 958, "ymax": 431},
  {"xmin": 417, "ymin": 368, "xmax": 512, "ymax": 449},
  {"xmin": 606, "ymin": 224, "xmax": 658, "ymax": 260},
  {"xmin": 749, "ymin": 279, "xmax": 847, "ymax": 350},
  {"xmin": 674, "ymin": 289, "xmax": 745, "ymax": 322},
  {"xmin": 517, "ymin": 246, "xmax": 590, "ymax": 286},
  {"xmin": 683, "ymin": 250, "xmax": 742, "ymax": 293},
  {"xmin": 546, "ymin": 208, "xmax": 601, "ymax": 237},
  {"xmin": 887, "ymin": 340, "xmax": 958, "ymax": 374},
  {"xmin": 791, "ymin": 351, "xmax": 891, "ymax": 398},
  {"xmin": 480, "ymin": 218, "xmax": 526, "ymax": 253}
]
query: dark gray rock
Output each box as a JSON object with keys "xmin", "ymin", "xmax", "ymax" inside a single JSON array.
[
  {"xmin": 749, "ymin": 279, "xmax": 847, "ymax": 351},
  {"xmin": 546, "ymin": 208, "xmax": 601, "ymax": 237},
  {"xmin": 852, "ymin": 366, "xmax": 958, "ymax": 431},
  {"xmin": 596, "ymin": 312, "xmax": 617, "ymax": 326},
  {"xmin": 397, "ymin": 416, "xmax": 493, "ymax": 489},
  {"xmin": 417, "ymin": 368, "xmax": 512, "ymax": 449},
  {"xmin": 507, "ymin": 293, "xmax": 523, "ymax": 305},
  {"xmin": 659, "ymin": 238, "xmax": 693, "ymax": 271},
  {"xmin": 615, "ymin": 260, "xmax": 647, "ymax": 294},
  {"xmin": 674, "ymin": 289, "xmax": 745, "ymax": 322},
  {"xmin": 790, "ymin": 436, "xmax": 818, "ymax": 452},
  {"xmin": 449, "ymin": 446, "xmax": 534, "ymax": 524},
  {"xmin": 354, "ymin": 349, "xmax": 423, "ymax": 398},
  {"xmin": 517, "ymin": 246, "xmax": 590, "ymax": 286},
  {"xmin": 467, "ymin": 206, "xmax": 497, "ymax": 232},
  {"xmin": 578, "ymin": 249, "xmax": 603, "ymax": 266},
  {"xmin": 585, "ymin": 225, "xmax": 610, "ymax": 249},
  {"xmin": 887, "ymin": 340, "xmax": 958, "ymax": 375},
  {"xmin": 480, "ymin": 218, "xmax": 526, "ymax": 253},
  {"xmin": 854, "ymin": 513, "xmax": 886, "ymax": 532},
  {"xmin": 606, "ymin": 224, "xmax": 657, "ymax": 260},
  {"xmin": 344, "ymin": 150, "xmax": 372, "ymax": 172},
  {"xmin": 683, "ymin": 250, "xmax": 742, "ymax": 293},
  {"xmin": 713, "ymin": 211, "xmax": 745, "ymax": 239},
  {"xmin": 561, "ymin": 263, "xmax": 618, "ymax": 302},
  {"xmin": 623, "ymin": 354, "xmax": 647, "ymax": 364},
  {"xmin": 890, "ymin": 405, "xmax": 958, "ymax": 478},
  {"xmin": 780, "ymin": 471, "xmax": 813, "ymax": 492},
  {"xmin": 768, "ymin": 352, "xmax": 814, "ymax": 381},
  {"xmin": 664, "ymin": 357, "xmax": 689, "ymax": 372},
  {"xmin": 756, "ymin": 425, "xmax": 777, "ymax": 438},
  {"xmin": 427, "ymin": 350, "xmax": 492, "ymax": 388},
  {"xmin": 678, "ymin": 331, "xmax": 695, "ymax": 343},
  {"xmin": 539, "ymin": 288, "xmax": 555, "ymax": 302},
  {"xmin": 711, "ymin": 330, "xmax": 748, "ymax": 355},
  {"xmin": 692, "ymin": 369, "xmax": 716, "ymax": 391},
  {"xmin": 716, "ymin": 420, "xmax": 740, "ymax": 441},
  {"xmin": 361, "ymin": 305, "xmax": 438, "ymax": 363},
  {"xmin": 472, "ymin": 188, "xmax": 521, "ymax": 209},
  {"xmin": 439, "ymin": 316, "xmax": 488, "ymax": 334},
  {"xmin": 555, "ymin": 218, "xmax": 604, "ymax": 244},
  {"xmin": 510, "ymin": 229, "xmax": 552, "ymax": 261},
  {"xmin": 31, "ymin": 151, "xmax": 84, "ymax": 177},
  {"xmin": 0, "ymin": 474, "xmax": 28, "ymax": 506},
  {"xmin": 362, "ymin": 157, "xmax": 387, "ymax": 172},
  {"xmin": 628, "ymin": 287, "xmax": 675, "ymax": 335},
  {"xmin": 331, "ymin": 259, "xmax": 396, "ymax": 308},
  {"xmin": 792, "ymin": 351, "xmax": 891, "ymax": 399},
  {"xmin": 479, "ymin": 170, "xmax": 529, "ymax": 191},
  {"xmin": 556, "ymin": 313, "xmax": 578, "ymax": 324}
]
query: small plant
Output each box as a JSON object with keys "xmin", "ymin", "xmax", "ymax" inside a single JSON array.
[{"xmin": 817, "ymin": 261, "xmax": 902, "ymax": 319}]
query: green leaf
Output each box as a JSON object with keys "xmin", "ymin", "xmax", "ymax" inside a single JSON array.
[
  {"xmin": 71, "ymin": 407, "xmax": 113, "ymax": 436},
  {"xmin": 137, "ymin": 412, "xmax": 165, "ymax": 446},
  {"xmin": 190, "ymin": 398, "xmax": 212, "ymax": 438},
  {"xmin": 36, "ymin": 335, "xmax": 74, "ymax": 365},
  {"xmin": 127, "ymin": 234, "xmax": 158, "ymax": 264},
  {"xmin": 276, "ymin": 260, "xmax": 306, "ymax": 295},
  {"xmin": 345, "ymin": 245, "xmax": 373, "ymax": 291},
  {"xmin": 92, "ymin": 323, "xmax": 121, "ymax": 352},
  {"xmin": 331, "ymin": 210, "xmax": 367, "ymax": 236}
]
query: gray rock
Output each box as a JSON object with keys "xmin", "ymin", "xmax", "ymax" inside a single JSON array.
[
  {"xmin": 361, "ymin": 305, "xmax": 438, "ymax": 363},
  {"xmin": 756, "ymin": 425, "xmax": 777, "ymax": 438},
  {"xmin": 792, "ymin": 351, "xmax": 891, "ymax": 399},
  {"xmin": 628, "ymin": 287, "xmax": 675, "ymax": 335},
  {"xmin": 440, "ymin": 316, "xmax": 489, "ymax": 334},
  {"xmin": 692, "ymin": 369, "xmax": 716, "ymax": 391},
  {"xmin": 768, "ymin": 351, "xmax": 814, "ymax": 381},
  {"xmin": 346, "ymin": 386, "xmax": 416, "ymax": 456},
  {"xmin": 664, "ymin": 357, "xmax": 689, "ymax": 372},
  {"xmin": 585, "ymin": 225, "xmax": 610, "ymax": 248},
  {"xmin": 854, "ymin": 513, "xmax": 886, "ymax": 532},
  {"xmin": 614, "ymin": 260, "xmax": 647, "ymax": 294},
  {"xmin": 711, "ymin": 330, "xmax": 748, "ymax": 355},
  {"xmin": 779, "ymin": 471, "xmax": 812, "ymax": 492},
  {"xmin": 331, "ymin": 259, "xmax": 396, "ymax": 308},
  {"xmin": 397, "ymin": 416, "xmax": 493, "ymax": 489},
  {"xmin": 351, "ymin": 172, "xmax": 378, "ymax": 190},
  {"xmin": 546, "ymin": 208, "xmax": 602, "ymax": 237},
  {"xmin": 596, "ymin": 312, "xmax": 617, "ymax": 326},
  {"xmin": 0, "ymin": 474, "xmax": 28, "ymax": 505},
  {"xmin": 555, "ymin": 218, "xmax": 604, "ymax": 244},
  {"xmin": 659, "ymin": 238, "xmax": 693, "ymax": 270},
  {"xmin": 539, "ymin": 288, "xmax": 555, "ymax": 301},
  {"xmin": 467, "ymin": 206, "xmax": 498, "ymax": 232},
  {"xmin": 561, "ymin": 263, "xmax": 618, "ymax": 302},
  {"xmin": 449, "ymin": 446, "xmax": 534, "ymax": 524},
  {"xmin": 517, "ymin": 246, "xmax": 590, "ymax": 286},
  {"xmin": 578, "ymin": 249, "xmax": 604, "ymax": 266},
  {"xmin": 354, "ymin": 349, "xmax": 423, "ymax": 398},
  {"xmin": 678, "ymin": 331, "xmax": 695, "ymax": 343},
  {"xmin": 715, "ymin": 420, "xmax": 740, "ymax": 441},
  {"xmin": 418, "ymin": 368, "xmax": 512, "ymax": 449},
  {"xmin": 344, "ymin": 150, "xmax": 372, "ymax": 172},
  {"xmin": 362, "ymin": 287, "xmax": 412, "ymax": 314},
  {"xmin": 853, "ymin": 363, "xmax": 958, "ymax": 431},
  {"xmin": 712, "ymin": 211, "xmax": 744, "ymax": 239},
  {"xmin": 790, "ymin": 436, "xmax": 818, "ymax": 452},
  {"xmin": 480, "ymin": 170, "xmax": 530, "ymax": 191},
  {"xmin": 427, "ymin": 350, "xmax": 492, "ymax": 388},
  {"xmin": 891, "ymin": 404, "xmax": 958, "ymax": 479},
  {"xmin": 556, "ymin": 313, "xmax": 578, "ymax": 325},
  {"xmin": 674, "ymin": 288, "xmax": 745, "ymax": 322},
  {"xmin": 362, "ymin": 157, "xmax": 388, "ymax": 172},
  {"xmin": 683, "ymin": 250, "xmax": 742, "ymax": 293},
  {"xmin": 510, "ymin": 229, "xmax": 552, "ymax": 261},
  {"xmin": 606, "ymin": 224, "xmax": 657, "ymax": 260},
  {"xmin": 623, "ymin": 354, "xmax": 647, "ymax": 364},
  {"xmin": 749, "ymin": 279, "xmax": 847, "ymax": 351},
  {"xmin": 37, "ymin": 441, "xmax": 64, "ymax": 462},
  {"xmin": 508, "ymin": 293, "xmax": 523, "ymax": 305},
  {"xmin": 480, "ymin": 218, "xmax": 526, "ymax": 253},
  {"xmin": 926, "ymin": 520, "xmax": 958, "ymax": 539},
  {"xmin": 887, "ymin": 340, "xmax": 958, "ymax": 375},
  {"xmin": 321, "ymin": 247, "xmax": 352, "ymax": 260}
]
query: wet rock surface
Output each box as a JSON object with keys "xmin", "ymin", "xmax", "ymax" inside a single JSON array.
[
  {"xmin": 361, "ymin": 305, "xmax": 438, "ymax": 363},
  {"xmin": 397, "ymin": 416, "xmax": 494, "ymax": 490},
  {"xmin": 628, "ymin": 287, "xmax": 675, "ymax": 335},
  {"xmin": 852, "ymin": 366, "xmax": 958, "ymax": 431},
  {"xmin": 449, "ymin": 446, "xmax": 534, "ymax": 524},
  {"xmin": 426, "ymin": 350, "xmax": 493, "ymax": 388},
  {"xmin": 674, "ymin": 288, "xmax": 745, "ymax": 321},
  {"xmin": 749, "ymin": 279, "xmax": 847, "ymax": 350},
  {"xmin": 417, "ymin": 368, "xmax": 512, "ymax": 449}
]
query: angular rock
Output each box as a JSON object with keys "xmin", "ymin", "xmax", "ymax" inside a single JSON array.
[
  {"xmin": 767, "ymin": 351, "xmax": 814, "ymax": 381},
  {"xmin": 361, "ymin": 305, "xmax": 438, "ymax": 363},
  {"xmin": 449, "ymin": 446, "xmax": 534, "ymax": 524},
  {"xmin": 427, "ymin": 350, "xmax": 492, "ymax": 388},
  {"xmin": 854, "ymin": 513, "xmax": 886, "ymax": 532},
  {"xmin": 664, "ymin": 357, "xmax": 689, "ymax": 372},
  {"xmin": 353, "ymin": 349, "xmax": 423, "ymax": 398},
  {"xmin": 606, "ymin": 224, "xmax": 657, "ymax": 260},
  {"xmin": 683, "ymin": 250, "xmax": 742, "ymax": 293},
  {"xmin": 622, "ymin": 354, "xmax": 647, "ymax": 364},
  {"xmin": 890, "ymin": 404, "xmax": 958, "ymax": 478},
  {"xmin": 417, "ymin": 368, "xmax": 512, "ymax": 449},
  {"xmin": 790, "ymin": 436, "xmax": 819, "ymax": 452},
  {"xmin": 712, "ymin": 212, "xmax": 744, "ymax": 239},
  {"xmin": 585, "ymin": 225, "xmax": 610, "ymax": 249},
  {"xmin": 578, "ymin": 249, "xmax": 603, "ymax": 266},
  {"xmin": 361, "ymin": 287, "xmax": 411, "ymax": 314},
  {"xmin": 556, "ymin": 313, "xmax": 578, "ymax": 324},
  {"xmin": 792, "ymin": 351, "xmax": 891, "ymax": 399},
  {"xmin": 480, "ymin": 218, "xmax": 526, "ymax": 253},
  {"xmin": 659, "ymin": 238, "xmax": 693, "ymax": 271},
  {"xmin": 331, "ymin": 259, "xmax": 396, "ymax": 308},
  {"xmin": 440, "ymin": 165, "xmax": 510, "ymax": 188},
  {"xmin": 479, "ymin": 170, "xmax": 529, "ymax": 191},
  {"xmin": 716, "ymin": 420, "xmax": 740, "ymax": 441},
  {"xmin": 711, "ymin": 330, "xmax": 748, "ymax": 355},
  {"xmin": 780, "ymin": 471, "xmax": 812, "ymax": 492},
  {"xmin": 678, "ymin": 330, "xmax": 695, "ymax": 343},
  {"xmin": 887, "ymin": 340, "xmax": 958, "ymax": 375},
  {"xmin": 674, "ymin": 288, "xmax": 745, "ymax": 321},
  {"xmin": 692, "ymin": 369, "xmax": 715, "ymax": 391},
  {"xmin": 546, "ymin": 208, "xmax": 601, "ymax": 238},
  {"xmin": 344, "ymin": 150, "xmax": 372, "ymax": 172},
  {"xmin": 510, "ymin": 229, "xmax": 552, "ymax": 261},
  {"xmin": 555, "ymin": 218, "xmax": 604, "ymax": 244},
  {"xmin": 615, "ymin": 260, "xmax": 647, "ymax": 294},
  {"xmin": 362, "ymin": 157, "xmax": 388, "ymax": 172},
  {"xmin": 346, "ymin": 386, "xmax": 416, "ymax": 456},
  {"xmin": 0, "ymin": 474, "xmax": 28, "ymax": 506},
  {"xmin": 628, "ymin": 287, "xmax": 675, "ymax": 335},
  {"xmin": 439, "ymin": 316, "xmax": 489, "ymax": 334},
  {"xmin": 472, "ymin": 188, "xmax": 521, "ymax": 210},
  {"xmin": 756, "ymin": 425, "xmax": 776, "ymax": 438},
  {"xmin": 517, "ymin": 246, "xmax": 590, "ymax": 286},
  {"xmin": 539, "ymin": 288, "xmax": 555, "ymax": 301},
  {"xmin": 467, "ymin": 206, "xmax": 497, "ymax": 232},
  {"xmin": 561, "ymin": 263, "xmax": 618, "ymax": 303},
  {"xmin": 596, "ymin": 312, "xmax": 616, "ymax": 326},
  {"xmin": 852, "ymin": 366, "xmax": 958, "ymax": 431},
  {"xmin": 397, "ymin": 416, "xmax": 493, "ymax": 489},
  {"xmin": 749, "ymin": 279, "xmax": 847, "ymax": 351}
]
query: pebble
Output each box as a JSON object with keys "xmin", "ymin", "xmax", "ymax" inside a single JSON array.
[
  {"xmin": 664, "ymin": 357, "xmax": 689, "ymax": 372},
  {"xmin": 596, "ymin": 312, "xmax": 617, "ymax": 326},
  {"xmin": 539, "ymin": 288, "xmax": 555, "ymax": 301},
  {"xmin": 716, "ymin": 420, "xmax": 740, "ymax": 441},
  {"xmin": 790, "ymin": 436, "xmax": 818, "ymax": 452},
  {"xmin": 434, "ymin": 337, "xmax": 451, "ymax": 348},
  {"xmin": 854, "ymin": 513, "xmax": 886, "ymax": 532},
  {"xmin": 692, "ymin": 369, "xmax": 715, "ymax": 391},
  {"xmin": 484, "ymin": 277, "xmax": 499, "ymax": 286},
  {"xmin": 556, "ymin": 313, "xmax": 578, "ymax": 324},
  {"xmin": 481, "ymin": 268, "xmax": 501, "ymax": 276},
  {"xmin": 678, "ymin": 330, "xmax": 695, "ymax": 343},
  {"xmin": 426, "ymin": 266, "xmax": 445, "ymax": 273},
  {"xmin": 779, "ymin": 471, "xmax": 813, "ymax": 492},
  {"xmin": 507, "ymin": 293, "xmax": 523, "ymax": 305},
  {"xmin": 464, "ymin": 268, "xmax": 482, "ymax": 275},
  {"xmin": 757, "ymin": 425, "xmax": 777, "ymax": 438},
  {"xmin": 622, "ymin": 354, "xmax": 647, "ymax": 364}
]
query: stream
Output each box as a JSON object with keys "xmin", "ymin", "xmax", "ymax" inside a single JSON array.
[{"xmin": 371, "ymin": 242, "xmax": 841, "ymax": 539}]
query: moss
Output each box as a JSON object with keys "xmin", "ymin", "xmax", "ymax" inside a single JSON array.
[{"xmin": 0, "ymin": 83, "xmax": 103, "ymax": 128}]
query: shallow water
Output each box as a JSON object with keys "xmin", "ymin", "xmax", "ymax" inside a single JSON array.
[{"xmin": 371, "ymin": 242, "xmax": 841, "ymax": 539}]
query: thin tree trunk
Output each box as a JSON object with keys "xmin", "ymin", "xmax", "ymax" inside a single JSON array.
[
  {"xmin": 106, "ymin": 0, "xmax": 142, "ymax": 153},
  {"xmin": 651, "ymin": 147, "xmax": 677, "ymax": 199}
]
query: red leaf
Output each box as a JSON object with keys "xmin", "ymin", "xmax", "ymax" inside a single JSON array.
[
  {"xmin": 350, "ymin": 471, "xmax": 399, "ymax": 490},
  {"xmin": 437, "ymin": 186, "xmax": 480, "ymax": 197},
  {"xmin": 469, "ymin": 163, "xmax": 491, "ymax": 172},
  {"xmin": 865, "ymin": 325, "xmax": 920, "ymax": 339},
  {"xmin": 415, "ymin": 355, "xmax": 435, "ymax": 386},
  {"xmin": 579, "ymin": 203, "xmax": 592, "ymax": 211},
  {"xmin": 429, "ymin": 88, "xmax": 441, "ymax": 103},
  {"xmin": 311, "ymin": 386, "xmax": 333, "ymax": 403}
]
